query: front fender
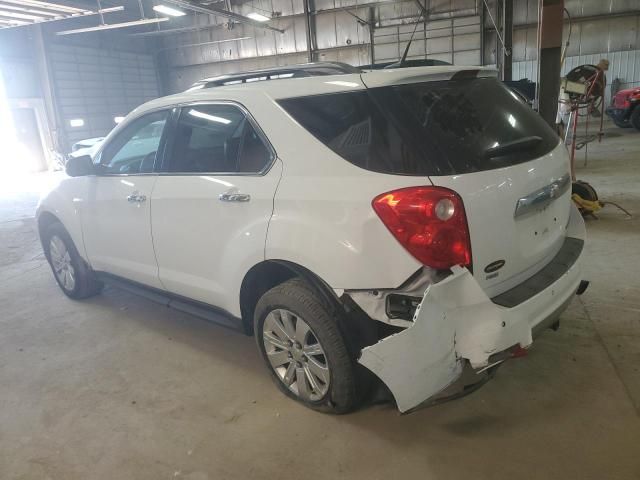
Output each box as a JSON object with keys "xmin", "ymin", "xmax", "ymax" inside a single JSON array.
[{"xmin": 37, "ymin": 177, "xmax": 89, "ymax": 262}]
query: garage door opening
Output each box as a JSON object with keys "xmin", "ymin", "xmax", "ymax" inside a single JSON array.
[{"xmin": 0, "ymin": 71, "xmax": 49, "ymax": 175}]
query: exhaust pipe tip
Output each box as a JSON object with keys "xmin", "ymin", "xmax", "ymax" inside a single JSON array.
[{"xmin": 576, "ymin": 280, "xmax": 590, "ymax": 296}]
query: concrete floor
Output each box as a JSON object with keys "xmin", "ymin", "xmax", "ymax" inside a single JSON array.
[{"xmin": 1, "ymin": 121, "xmax": 639, "ymax": 480}]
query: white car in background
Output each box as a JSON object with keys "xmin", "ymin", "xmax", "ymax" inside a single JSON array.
[
  {"xmin": 67, "ymin": 141, "xmax": 102, "ymax": 161},
  {"xmin": 37, "ymin": 64, "xmax": 588, "ymax": 413},
  {"xmin": 69, "ymin": 136, "xmax": 104, "ymax": 154}
]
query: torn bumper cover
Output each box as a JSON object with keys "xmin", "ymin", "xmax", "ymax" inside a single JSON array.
[{"xmin": 358, "ymin": 205, "xmax": 587, "ymax": 413}]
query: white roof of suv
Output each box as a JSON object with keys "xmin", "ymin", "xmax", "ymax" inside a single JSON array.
[{"xmin": 134, "ymin": 66, "xmax": 497, "ymax": 117}]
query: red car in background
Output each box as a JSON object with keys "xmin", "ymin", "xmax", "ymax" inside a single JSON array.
[{"xmin": 606, "ymin": 86, "xmax": 640, "ymax": 129}]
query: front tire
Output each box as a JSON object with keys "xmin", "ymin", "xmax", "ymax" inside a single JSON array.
[
  {"xmin": 42, "ymin": 222, "xmax": 103, "ymax": 299},
  {"xmin": 254, "ymin": 278, "xmax": 359, "ymax": 413}
]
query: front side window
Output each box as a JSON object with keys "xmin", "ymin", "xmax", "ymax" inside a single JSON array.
[
  {"xmin": 98, "ymin": 110, "xmax": 169, "ymax": 174},
  {"xmin": 163, "ymin": 104, "xmax": 272, "ymax": 174}
]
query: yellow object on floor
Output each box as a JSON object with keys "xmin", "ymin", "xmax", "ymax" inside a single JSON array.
[{"xmin": 572, "ymin": 193, "xmax": 602, "ymax": 215}]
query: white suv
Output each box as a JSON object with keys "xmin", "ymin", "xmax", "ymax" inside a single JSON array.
[{"xmin": 37, "ymin": 65, "xmax": 587, "ymax": 413}]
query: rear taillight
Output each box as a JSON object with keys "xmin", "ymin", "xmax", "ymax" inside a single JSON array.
[{"xmin": 372, "ymin": 186, "xmax": 472, "ymax": 270}]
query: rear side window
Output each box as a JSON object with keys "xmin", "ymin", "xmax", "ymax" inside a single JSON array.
[
  {"xmin": 278, "ymin": 78, "xmax": 559, "ymax": 176},
  {"xmin": 163, "ymin": 104, "xmax": 272, "ymax": 174},
  {"xmin": 278, "ymin": 90, "xmax": 427, "ymax": 175}
]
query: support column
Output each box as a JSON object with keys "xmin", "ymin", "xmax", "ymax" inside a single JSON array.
[
  {"xmin": 368, "ymin": 7, "xmax": 376, "ymax": 65},
  {"xmin": 502, "ymin": 0, "xmax": 513, "ymax": 80},
  {"xmin": 303, "ymin": 0, "xmax": 315, "ymax": 62},
  {"xmin": 479, "ymin": 0, "xmax": 485, "ymax": 65},
  {"xmin": 495, "ymin": 0, "xmax": 502, "ymax": 77},
  {"xmin": 538, "ymin": 0, "xmax": 564, "ymax": 128}
]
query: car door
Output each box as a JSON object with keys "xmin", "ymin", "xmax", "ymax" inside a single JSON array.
[
  {"xmin": 150, "ymin": 102, "xmax": 281, "ymax": 316},
  {"xmin": 82, "ymin": 109, "xmax": 171, "ymax": 288}
]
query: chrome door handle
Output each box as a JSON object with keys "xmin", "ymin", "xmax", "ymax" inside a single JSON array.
[
  {"xmin": 127, "ymin": 192, "xmax": 147, "ymax": 203},
  {"xmin": 219, "ymin": 192, "xmax": 251, "ymax": 202}
]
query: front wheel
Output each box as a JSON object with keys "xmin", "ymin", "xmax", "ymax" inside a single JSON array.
[
  {"xmin": 42, "ymin": 222, "xmax": 103, "ymax": 299},
  {"xmin": 254, "ymin": 278, "xmax": 359, "ymax": 413}
]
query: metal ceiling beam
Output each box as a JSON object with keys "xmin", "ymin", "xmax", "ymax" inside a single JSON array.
[
  {"xmin": 0, "ymin": 6, "xmax": 124, "ymax": 28},
  {"xmin": 129, "ymin": 23, "xmax": 214, "ymax": 36},
  {"xmin": 155, "ymin": 35, "xmax": 252, "ymax": 51},
  {"xmin": 0, "ymin": 2, "xmax": 61, "ymax": 16},
  {"xmin": 0, "ymin": 16, "xmax": 27, "ymax": 23},
  {"xmin": 0, "ymin": 8, "xmax": 52, "ymax": 19},
  {"xmin": 0, "ymin": 11, "xmax": 33, "ymax": 20},
  {"xmin": 0, "ymin": 0, "xmax": 87, "ymax": 14},
  {"xmin": 162, "ymin": 0, "xmax": 285, "ymax": 33}
]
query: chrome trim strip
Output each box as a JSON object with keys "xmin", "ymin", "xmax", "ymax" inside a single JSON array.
[{"xmin": 514, "ymin": 173, "xmax": 571, "ymax": 218}]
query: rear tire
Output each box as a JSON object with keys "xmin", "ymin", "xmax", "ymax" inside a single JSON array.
[
  {"xmin": 42, "ymin": 222, "xmax": 103, "ymax": 299},
  {"xmin": 630, "ymin": 107, "xmax": 640, "ymax": 131},
  {"xmin": 254, "ymin": 278, "xmax": 359, "ymax": 414},
  {"xmin": 613, "ymin": 118, "xmax": 631, "ymax": 128}
]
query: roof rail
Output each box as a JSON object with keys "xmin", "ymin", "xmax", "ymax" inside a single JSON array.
[{"xmin": 186, "ymin": 62, "xmax": 361, "ymax": 91}]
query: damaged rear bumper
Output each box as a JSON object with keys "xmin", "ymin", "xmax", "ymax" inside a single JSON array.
[{"xmin": 358, "ymin": 204, "xmax": 587, "ymax": 413}]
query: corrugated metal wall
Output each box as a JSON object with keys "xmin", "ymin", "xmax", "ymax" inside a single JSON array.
[
  {"xmin": 49, "ymin": 44, "xmax": 160, "ymax": 147},
  {"xmin": 161, "ymin": 0, "xmax": 480, "ymax": 92},
  {"xmin": 161, "ymin": 0, "xmax": 640, "ymax": 95},
  {"xmin": 374, "ymin": 15, "xmax": 481, "ymax": 65},
  {"xmin": 479, "ymin": 0, "xmax": 640, "ymax": 105},
  {"xmin": 512, "ymin": 49, "xmax": 640, "ymax": 106},
  {"xmin": 493, "ymin": 0, "xmax": 640, "ymax": 106},
  {"xmin": 484, "ymin": 0, "xmax": 640, "ymax": 64}
]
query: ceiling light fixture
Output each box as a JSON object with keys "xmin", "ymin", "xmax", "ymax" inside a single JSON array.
[
  {"xmin": 153, "ymin": 5, "xmax": 186, "ymax": 17},
  {"xmin": 56, "ymin": 17, "xmax": 169, "ymax": 35},
  {"xmin": 246, "ymin": 12, "xmax": 270, "ymax": 22}
]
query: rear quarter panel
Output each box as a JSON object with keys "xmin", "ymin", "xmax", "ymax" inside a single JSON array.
[{"xmin": 249, "ymin": 95, "xmax": 426, "ymax": 290}]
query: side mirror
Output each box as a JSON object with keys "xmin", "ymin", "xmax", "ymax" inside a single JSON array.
[{"xmin": 66, "ymin": 154, "xmax": 95, "ymax": 177}]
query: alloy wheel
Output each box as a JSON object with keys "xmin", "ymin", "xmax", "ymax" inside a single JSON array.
[
  {"xmin": 262, "ymin": 308, "xmax": 330, "ymax": 401},
  {"xmin": 49, "ymin": 235, "xmax": 76, "ymax": 292}
]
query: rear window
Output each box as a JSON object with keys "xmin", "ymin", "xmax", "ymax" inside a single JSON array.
[{"xmin": 278, "ymin": 78, "xmax": 559, "ymax": 176}]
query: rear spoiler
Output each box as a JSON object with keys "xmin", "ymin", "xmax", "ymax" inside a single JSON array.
[{"xmin": 360, "ymin": 67, "xmax": 498, "ymax": 88}]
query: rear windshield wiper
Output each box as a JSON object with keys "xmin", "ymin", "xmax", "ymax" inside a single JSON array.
[{"xmin": 483, "ymin": 136, "xmax": 542, "ymax": 159}]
